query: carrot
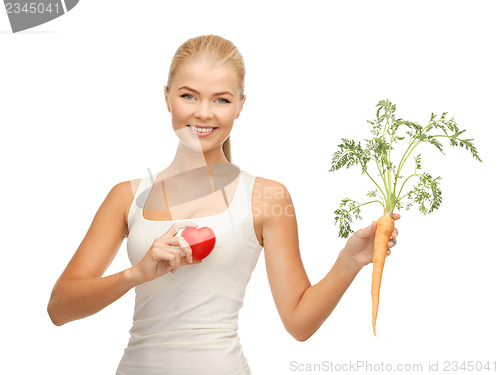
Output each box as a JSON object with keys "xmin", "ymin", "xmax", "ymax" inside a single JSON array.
[
  {"xmin": 329, "ymin": 99, "xmax": 481, "ymax": 335},
  {"xmin": 371, "ymin": 215, "xmax": 394, "ymax": 336}
]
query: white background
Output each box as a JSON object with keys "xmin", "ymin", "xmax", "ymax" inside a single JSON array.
[{"xmin": 1, "ymin": 1, "xmax": 499, "ymax": 374}]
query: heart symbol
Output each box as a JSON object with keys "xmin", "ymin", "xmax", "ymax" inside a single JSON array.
[{"xmin": 181, "ymin": 226, "xmax": 216, "ymax": 261}]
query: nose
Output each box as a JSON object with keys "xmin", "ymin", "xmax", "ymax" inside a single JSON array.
[{"xmin": 194, "ymin": 101, "xmax": 214, "ymax": 120}]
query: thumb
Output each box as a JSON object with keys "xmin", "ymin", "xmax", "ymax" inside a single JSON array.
[{"xmin": 358, "ymin": 221, "xmax": 377, "ymax": 238}]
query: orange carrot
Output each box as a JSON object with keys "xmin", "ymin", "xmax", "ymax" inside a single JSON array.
[
  {"xmin": 331, "ymin": 100, "xmax": 481, "ymax": 335},
  {"xmin": 372, "ymin": 215, "xmax": 394, "ymax": 336}
]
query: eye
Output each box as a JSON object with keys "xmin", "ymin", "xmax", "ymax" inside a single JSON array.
[
  {"xmin": 180, "ymin": 93, "xmax": 194, "ymax": 100},
  {"xmin": 217, "ymin": 98, "xmax": 231, "ymax": 104}
]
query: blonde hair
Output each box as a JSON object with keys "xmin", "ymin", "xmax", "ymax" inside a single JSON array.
[{"xmin": 166, "ymin": 34, "xmax": 246, "ymax": 163}]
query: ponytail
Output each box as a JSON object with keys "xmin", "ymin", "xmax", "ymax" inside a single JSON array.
[{"xmin": 222, "ymin": 136, "xmax": 232, "ymax": 163}]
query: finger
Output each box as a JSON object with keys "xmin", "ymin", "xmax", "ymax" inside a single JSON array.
[
  {"xmin": 388, "ymin": 238, "xmax": 397, "ymax": 248},
  {"xmin": 386, "ymin": 249, "xmax": 391, "ymax": 256},
  {"xmin": 151, "ymin": 244, "xmax": 174, "ymax": 263},
  {"xmin": 392, "ymin": 212, "xmax": 401, "ymax": 220},
  {"xmin": 159, "ymin": 251, "xmax": 177, "ymax": 272},
  {"xmin": 156, "ymin": 244, "xmax": 181, "ymax": 272},
  {"xmin": 162, "ymin": 236, "xmax": 194, "ymax": 263},
  {"xmin": 391, "ymin": 227, "xmax": 399, "ymax": 239},
  {"xmin": 171, "ymin": 245, "xmax": 181, "ymax": 272},
  {"xmin": 357, "ymin": 221, "xmax": 376, "ymax": 239},
  {"xmin": 178, "ymin": 236, "xmax": 194, "ymax": 263},
  {"xmin": 163, "ymin": 236, "xmax": 183, "ymax": 246},
  {"xmin": 179, "ymin": 256, "xmax": 202, "ymax": 266},
  {"xmin": 165, "ymin": 263, "xmax": 175, "ymax": 274},
  {"xmin": 161, "ymin": 221, "xmax": 199, "ymax": 238}
]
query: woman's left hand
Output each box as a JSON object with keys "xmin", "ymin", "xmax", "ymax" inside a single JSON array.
[{"xmin": 342, "ymin": 213, "xmax": 400, "ymax": 269}]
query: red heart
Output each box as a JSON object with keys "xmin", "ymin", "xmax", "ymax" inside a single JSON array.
[{"xmin": 181, "ymin": 226, "xmax": 216, "ymax": 261}]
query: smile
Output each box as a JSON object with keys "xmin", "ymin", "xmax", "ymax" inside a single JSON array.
[{"xmin": 187, "ymin": 125, "xmax": 218, "ymax": 136}]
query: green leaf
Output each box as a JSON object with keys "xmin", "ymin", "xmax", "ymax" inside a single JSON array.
[
  {"xmin": 334, "ymin": 198, "xmax": 363, "ymax": 238},
  {"xmin": 330, "ymin": 98, "xmax": 482, "ymax": 239},
  {"xmin": 414, "ymin": 153, "xmax": 422, "ymax": 170},
  {"xmin": 365, "ymin": 137, "xmax": 392, "ymax": 160},
  {"xmin": 426, "ymin": 112, "xmax": 482, "ymax": 162},
  {"xmin": 427, "ymin": 136, "xmax": 445, "ymax": 154},
  {"xmin": 329, "ymin": 138, "xmax": 371, "ymax": 172},
  {"xmin": 406, "ymin": 173, "xmax": 442, "ymax": 215}
]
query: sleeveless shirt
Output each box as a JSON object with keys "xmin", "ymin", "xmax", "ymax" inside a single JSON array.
[{"xmin": 115, "ymin": 168, "xmax": 264, "ymax": 375}]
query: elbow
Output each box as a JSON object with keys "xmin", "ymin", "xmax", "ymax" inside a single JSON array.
[
  {"xmin": 285, "ymin": 310, "xmax": 320, "ymax": 342},
  {"xmin": 294, "ymin": 335, "xmax": 309, "ymax": 342},
  {"xmin": 292, "ymin": 331, "xmax": 313, "ymax": 342},
  {"xmin": 47, "ymin": 297, "xmax": 66, "ymax": 327},
  {"xmin": 50, "ymin": 318, "xmax": 65, "ymax": 327},
  {"xmin": 285, "ymin": 322, "xmax": 315, "ymax": 342},
  {"xmin": 47, "ymin": 301, "xmax": 61, "ymax": 326}
]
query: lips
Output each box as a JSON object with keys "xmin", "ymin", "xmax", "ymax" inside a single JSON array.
[
  {"xmin": 187, "ymin": 125, "xmax": 218, "ymax": 129},
  {"xmin": 187, "ymin": 125, "xmax": 218, "ymax": 136}
]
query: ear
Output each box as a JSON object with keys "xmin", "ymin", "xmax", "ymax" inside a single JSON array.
[
  {"xmin": 164, "ymin": 86, "xmax": 171, "ymax": 113},
  {"xmin": 234, "ymin": 94, "xmax": 246, "ymax": 119}
]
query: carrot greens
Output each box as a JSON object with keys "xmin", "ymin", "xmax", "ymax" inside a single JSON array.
[{"xmin": 329, "ymin": 99, "xmax": 482, "ymax": 239}]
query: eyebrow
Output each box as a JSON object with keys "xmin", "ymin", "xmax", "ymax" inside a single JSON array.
[{"xmin": 178, "ymin": 86, "xmax": 234, "ymax": 97}]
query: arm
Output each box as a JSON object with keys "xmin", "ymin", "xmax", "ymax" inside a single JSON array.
[
  {"xmin": 47, "ymin": 180, "xmax": 143, "ymax": 326},
  {"xmin": 258, "ymin": 178, "xmax": 396, "ymax": 342},
  {"xmin": 289, "ymin": 250, "xmax": 362, "ymax": 341}
]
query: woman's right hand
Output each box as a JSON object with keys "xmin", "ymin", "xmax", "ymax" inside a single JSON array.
[{"xmin": 131, "ymin": 221, "xmax": 202, "ymax": 284}]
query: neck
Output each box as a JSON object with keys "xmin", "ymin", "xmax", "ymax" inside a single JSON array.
[{"xmin": 166, "ymin": 142, "xmax": 230, "ymax": 176}]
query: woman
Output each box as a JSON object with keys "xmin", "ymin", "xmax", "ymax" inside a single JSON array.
[{"xmin": 47, "ymin": 34, "xmax": 399, "ymax": 375}]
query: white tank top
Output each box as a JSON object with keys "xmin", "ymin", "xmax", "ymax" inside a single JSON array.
[{"xmin": 116, "ymin": 168, "xmax": 263, "ymax": 375}]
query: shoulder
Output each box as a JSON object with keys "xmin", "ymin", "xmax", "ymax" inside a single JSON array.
[
  {"xmin": 252, "ymin": 176, "xmax": 295, "ymax": 220},
  {"xmin": 105, "ymin": 178, "xmax": 142, "ymax": 229},
  {"xmin": 109, "ymin": 178, "xmax": 142, "ymax": 202},
  {"xmin": 253, "ymin": 176, "xmax": 292, "ymax": 200}
]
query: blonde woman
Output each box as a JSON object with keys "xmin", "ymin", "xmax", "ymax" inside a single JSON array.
[{"xmin": 47, "ymin": 34, "xmax": 399, "ymax": 375}]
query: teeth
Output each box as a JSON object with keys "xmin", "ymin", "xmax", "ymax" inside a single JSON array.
[{"xmin": 190, "ymin": 126, "xmax": 215, "ymax": 133}]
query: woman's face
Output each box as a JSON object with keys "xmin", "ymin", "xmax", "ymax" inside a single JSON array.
[{"xmin": 165, "ymin": 60, "xmax": 245, "ymax": 154}]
